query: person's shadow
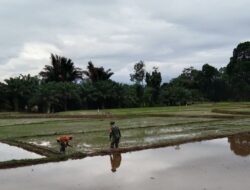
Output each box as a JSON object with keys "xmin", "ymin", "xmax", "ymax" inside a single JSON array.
[{"xmin": 110, "ymin": 153, "xmax": 122, "ymax": 172}]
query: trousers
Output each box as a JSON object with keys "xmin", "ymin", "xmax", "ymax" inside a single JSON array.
[{"xmin": 110, "ymin": 138, "xmax": 120, "ymax": 148}]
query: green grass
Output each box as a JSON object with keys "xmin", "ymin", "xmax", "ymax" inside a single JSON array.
[
  {"xmin": 1, "ymin": 102, "xmax": 250, "ymax": 168},
  {"xmin": 19, "ymin": 118, "xmax": 250, "ymax": 154},
  {"xmin": 57, "ymin": 102, "xmax": 250, "ymax": 116}
]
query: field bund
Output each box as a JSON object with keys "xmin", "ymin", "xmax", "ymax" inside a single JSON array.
[{"xmin": 1, "ymin": 102, "xmax": 250, "ymax": 169}]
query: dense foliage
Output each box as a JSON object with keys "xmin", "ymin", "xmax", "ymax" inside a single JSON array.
[
  {"xmin": 40, "ymin": 54, "xmax": 83, "ymax": 82},
  {"xmin": 1, "ymin": 42, "xmax": 250, "ymax": 112}
]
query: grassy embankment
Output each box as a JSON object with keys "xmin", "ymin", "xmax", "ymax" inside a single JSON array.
[{"xmin": 1, "ymin": 102, "xmax": 250, "ymax": 169}]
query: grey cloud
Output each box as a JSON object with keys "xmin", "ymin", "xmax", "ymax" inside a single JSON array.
[{"xmin": 0, "ymin": 0, "xmax": 249, "ymax": 83}]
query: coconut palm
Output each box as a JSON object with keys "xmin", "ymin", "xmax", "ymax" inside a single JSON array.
[
  {"xmin": 4, "ymin": 75, "xmax": 39, "ymax": 111},
  {"xmin": 83, "ymin": 61, "xmax": 113, "ymax": 82},
  {"xmin": 40, "ymin": 54, "xmax": 83, "ymax": 82}
]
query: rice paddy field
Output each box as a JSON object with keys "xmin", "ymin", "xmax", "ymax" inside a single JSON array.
[{"xmin": 1, "ymin": 102, "xmax": 250, "ymax": 168}]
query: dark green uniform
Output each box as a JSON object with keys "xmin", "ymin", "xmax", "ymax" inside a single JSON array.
[{"xmin": 110, "ymin": 125, "xmax": 121, "ymax": 148}]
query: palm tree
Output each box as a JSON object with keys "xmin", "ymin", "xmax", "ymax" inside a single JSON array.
[
  {"xmin": 0, "ymin": 82, "xmax": 9, "ymax": 110},
  {"xmin": 4, "ymin": 75, "xmax": 39, "ymax": 111},
  {"xmin": 31, "ymin": 82, "xmax": 60, "ymax": 113},
  {"xmin": 40, "ymin": 54, "xmax": 83, "ymax": 82},
  {"xmin": 83, "ymin": 61, "xmax": 113, "ymax": 82}
]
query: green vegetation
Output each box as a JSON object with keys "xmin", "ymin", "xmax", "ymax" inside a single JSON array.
[
  {"xmin": 0, "ymin": 102, "xmax": 250, "ymax": 169},
  {"xmin": 1, "ymin": 42, "xmax": 250, "ymax": 113},
  {"xmin": 1, "ymin": 41, "xmax": 250, "ymax": 168}
]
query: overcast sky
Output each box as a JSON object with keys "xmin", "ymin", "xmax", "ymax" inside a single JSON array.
[{"xmin": 1, "ymin": 0, "xmax": 250, "ymax": 83}]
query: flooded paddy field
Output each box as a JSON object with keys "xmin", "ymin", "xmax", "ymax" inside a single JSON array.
[
  {"xmin": 19, "ymin": 118, "xmax": 250, "ymax": 154},
  {"xmin": 1, "ymin": 136, "xmax": 250, "ymax": 190},
  {"xmin": 0, "ymin": 142, "xmax": 43, "ymax": 162},
  {"xmin": 1, "ymin": 103, "xmax": 250, "ymax": 169}
]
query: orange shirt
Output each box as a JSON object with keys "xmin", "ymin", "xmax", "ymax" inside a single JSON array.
[{"xmin": 57, "ymin": 135, "xmax": 73, "ymax": 143}]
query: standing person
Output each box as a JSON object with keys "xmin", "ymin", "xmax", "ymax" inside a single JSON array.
[{"xmin": 109, "ymin": 121, "xmax": 121, "ymax": 148}]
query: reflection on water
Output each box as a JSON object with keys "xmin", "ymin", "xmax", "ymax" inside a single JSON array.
[
  {"xmin": 0, "ymin": 143, "xmax": 43, "ymax": 162},
  {"xmin": 1, "ymin": 137, "xmax": 250, "ymax": 190},
  {"xmin": 110, "ymin": 153, "xmax": 122, "ymax": 172},
  {"xmin": 174, "ymin": 145, "xmax": 181, "ymax": 150},
  {"xmin": 228, "ymin": 132, "xmax": 250, "ymax": 156}
]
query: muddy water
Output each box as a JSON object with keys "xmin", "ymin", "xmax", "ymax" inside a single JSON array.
[
  {"xmin": 0, "ymin": 143, "xmax": 43, "ymax": 161},
  {"xmin": 1, "ymin": 137, "xmax": 250, "ymax": 190}
]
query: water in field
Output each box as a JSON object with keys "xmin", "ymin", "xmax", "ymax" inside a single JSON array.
[
  {"xmin": 0, "ymin": 143, "xmax": 43, "ymax": 161},
  {"xmin": 1, "ymin": 134, "xmax": 250, "ymax": 190}
]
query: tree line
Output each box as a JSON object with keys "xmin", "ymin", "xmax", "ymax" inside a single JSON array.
[{"xmin": 0, "ymin": 42, "xmax": 250, "ymax": 113}]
